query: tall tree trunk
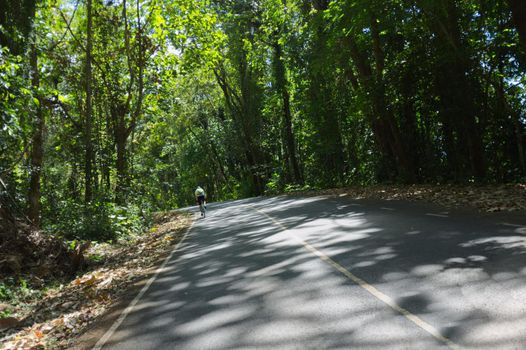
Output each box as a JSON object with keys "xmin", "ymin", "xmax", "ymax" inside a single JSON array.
[
  {"xmin": 104, "ymin": 111, "xmax": 112, "ymax": 191},
  {"xmin": 422, "ymin": 0, "xmax": 486, "ymax": 179},
  {"xmin": 507, "ymin": 0, "xmax": 526, "ymax": 53},
  {"xmin": 308, "ymin": 3, "xmax": 345, "ymax": 184},
  {"xmin": 241, "ymin": 53, "xmax": 266, "ymax": 194},
  {"xmin": 514, "ymin": 116, "xmax": 526, "ymax": 174},
  {"xmin": 0, "ymin": 177, "xmax": 18, "ymax": 240},
  {"xmin": 399, "ymin": 68, "xmax": 421, "ymax": 178},
  {"xmin": 115, "ymin": 134, "xmax": 127, "ymax": 204},
  {"xmin": 113, "ymin": 107, "xmax": 128, "ymax": 204},
  {"xmin": 188, "ymin": 126, "xmax": 232, "ymax": 193},
  {"xmin": 84, "ymin": 0, "xmax": 94, "ymax": 202},
  {"xmin": 28, "ymin": 43, "xmax": 44, "ymax": 227},
  {"xmin": 346, "ymin": 32, "xmax": 415, "ymax": 182},
  {"xmin": 371, "ymin": 18, "xmax": 415, "ymax": 182},
  {"xmin": 110, "ymin": 0, "xmax": 145, "ymax": 204},
  {"xmin": 214, "ymin": 54, "xmax": 265, "ymax": 195},
  {"xmin": 273, "ymin": 42, "xmax": 302, "ymax": 184},
  {"xmin": 67, "ymin": 162, "xmax": 80, "ymax": 199}
]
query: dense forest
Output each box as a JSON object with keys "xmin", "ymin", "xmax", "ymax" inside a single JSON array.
[{"xmin": 1, "ymin": 0, "xmax": 526, "ymax": 241}]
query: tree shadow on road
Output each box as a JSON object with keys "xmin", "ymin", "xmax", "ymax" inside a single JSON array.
[{"xmin": 102, "ymin": 195, "xmax": 526, "ymax": 350}]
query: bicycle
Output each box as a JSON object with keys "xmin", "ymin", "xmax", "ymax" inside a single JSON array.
[
  {"xmin": 195, "ymin": 186, "xmax": 206, "ymax": 218},
  {"xmin": 198, "ymin": 201, "xmax": 206, "ymax": 218}
]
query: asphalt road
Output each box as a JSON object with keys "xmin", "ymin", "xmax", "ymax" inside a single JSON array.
[{"xmin": 94, "ymin": 195, "xmax": 526, "ymax": 350}]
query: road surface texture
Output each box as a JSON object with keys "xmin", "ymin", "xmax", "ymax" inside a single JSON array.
[{"xmin": 94, "ymin": 195, "xmax": 526, "ymax": 350}]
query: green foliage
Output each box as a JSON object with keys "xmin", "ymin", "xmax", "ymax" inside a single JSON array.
[
  {"xmin": 0, "ymin": 308, "xmax": 13, "ymax": 318},
  {"xmin": 0, "ymin": 0, "xmax": 37, "ymax": 54},
  {"xmin": 86, "ymin": 253, "xmax": 104, "ymax": 264},
  {"xmin": 0, "ymin": 277, "xmax": 42, "ymax": 304},
  {"xmin": 264, "ymin": 171, "xmax": 283, "ymax": 195},
  {"xmin": 1, "ymin": 0, "xmax": 526, "ymax": 248},
  {"xmin": 0, "ymin": 281, "xmax": 14, "ymax": 301},
  {"xmin": 45, "ymin": 200, "xmax": 148, "ymax": 242},
  {"xmin": 0, "ymin": 48, "xmax": 33, "ymax": 173}
]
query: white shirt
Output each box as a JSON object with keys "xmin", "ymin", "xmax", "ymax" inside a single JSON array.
[{"xmin": 195, "ymin": 187, "xmax": 205, "ymax": 197}]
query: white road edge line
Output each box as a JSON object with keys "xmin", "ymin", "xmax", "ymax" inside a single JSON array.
[
  {"xmin": 92, "ymin": 219, "xmax": 195, "ymax": 350},
  {"xmin": 501, "ymin": 222, "xmax": 522, "ymax": 228},
  {"xmin": 425, "ymin": 213, "xmax": 449, "ymax": 218},
  {"xmin": 250, "ymin": 205, "xmax": 461, "ymax": 350}
]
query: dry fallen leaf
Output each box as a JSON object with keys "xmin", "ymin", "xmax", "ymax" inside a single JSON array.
[
  {"xmin": 83, "ymin": 274, "xmax": 98, "ymax": 286},
  {"xmin": 34, "ymin": 330, "xmax": 44, "ymax": 339},
  {"xmin": 51, "ymin": 318, "xmax": 64, "ymax": 327},
  {"xmin": 0, "ymin": 214, "xmax": 207, "ymax": 348},
  {"xmin": 40, "ymin": 324, "xmax": 54, "ymax": 333},
  {"xmin": 97, "ymin": 276, "xmax": 113, "ymax": 289},
  {"xmin": 63, "ymin": 315, "xmax": 77, "ymax": 329}
]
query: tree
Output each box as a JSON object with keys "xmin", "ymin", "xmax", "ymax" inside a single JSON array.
[
  {"xmin": 507, "ymin": 0, "xmax": 526, "ymax": 54},
  {"xmin": 27, "ymin": 40, "xmax": 44, "ymax": 227},
  {"xmin": 0, "ymin": 0, "xmax": 37, "ymax": 54},
  {"xmin": 84, "ymin": 0, "xmax": 94, "ymax": 203}
]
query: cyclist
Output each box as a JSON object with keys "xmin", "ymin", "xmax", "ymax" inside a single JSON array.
[{"xmin": 195, "ymin": 185, "xmax": 206, "ymax": 217}]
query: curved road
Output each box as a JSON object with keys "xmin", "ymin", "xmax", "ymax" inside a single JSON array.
[{"xmin": 90, "ymin": 195, "xmax": 526, "ymax": 350}]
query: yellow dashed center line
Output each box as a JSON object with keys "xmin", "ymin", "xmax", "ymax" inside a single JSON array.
[{"xmin": 250, "ymin": 205, "xmax": 461, "ymax": 350}]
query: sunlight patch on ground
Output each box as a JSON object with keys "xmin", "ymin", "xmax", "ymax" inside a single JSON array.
[
  {"xmin": 411, "ymin": 264, "xmax": 450, "ymax": 276},
  {"xmin": 176, "ymin": 305, "xmax": 257, "ymax": 335},
  {"xmin": 460, "ymin": 236, "xmax": 526, "ymax": 249}
]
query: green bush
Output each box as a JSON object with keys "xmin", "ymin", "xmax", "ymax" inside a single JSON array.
[
  {"xmin": 265, "ymin": 172, "xmax": 283, "ymax": 195},
  {"xmin": 44, "ymin": 200, "xmax": 149, "ymax": 242},
  {"xmin": 0, "ymin": 277, "xmax": 41, "ymax": 304}
]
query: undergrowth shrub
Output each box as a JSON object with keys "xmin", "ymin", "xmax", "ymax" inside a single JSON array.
[{"xmin": 44, "ymin": 200, "xmax": 149, "ymax": 242}]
